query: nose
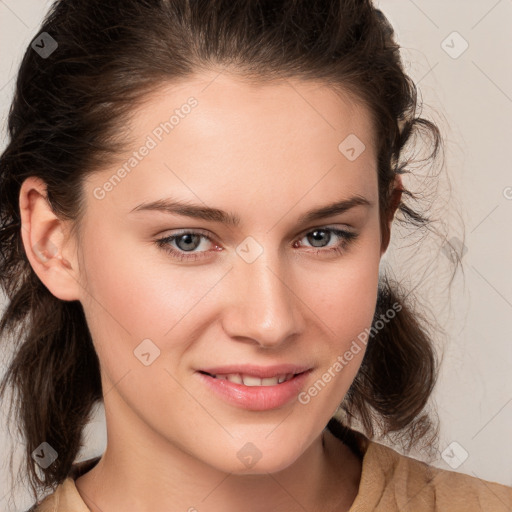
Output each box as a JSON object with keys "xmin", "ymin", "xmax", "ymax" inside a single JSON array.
[{"xmin": 222, "ymin": 248, "xmax": 305, "ymax": 348}]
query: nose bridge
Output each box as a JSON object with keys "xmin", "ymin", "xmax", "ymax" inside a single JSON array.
[{"xmin": 227, "ymin": 239, "xmax": 303, "ymax": 346}]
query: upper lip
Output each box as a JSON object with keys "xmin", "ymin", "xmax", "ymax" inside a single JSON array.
[{"xmin": 197, "ymin": 364, "xmax": 313, "ymax": 378}]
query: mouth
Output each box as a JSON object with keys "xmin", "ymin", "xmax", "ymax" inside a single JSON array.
[
  {"xmin": 197, "ymin": 370, "xmax": 304, "ymax": 386},
  {"xmin": 195, "ymin": 365, "xmax": 313, "ymax": 411}
]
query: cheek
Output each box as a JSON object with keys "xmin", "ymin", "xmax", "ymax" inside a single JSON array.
[
  {"xmin": 306, "ymin": 231, "xmax": 381, "ymax": 341},
  {"xmin": 77, "ymin": 228, "xmax": 176, "ymax": 371},
  {"xmin": 78, "ymin": 225, "xmax": 226, "ymax": 389},
  {"xmin": 301, "ymin": 232, "xmax": 381, "ymax": 389},
  {"xmin": 79, "ymin": 225, "xmax": 200, "ymax": 335}
]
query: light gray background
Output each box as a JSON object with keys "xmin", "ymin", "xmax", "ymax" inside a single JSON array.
[{"xmin": 1, "ymin": 0, "xmax": 511, "ymax": 509}]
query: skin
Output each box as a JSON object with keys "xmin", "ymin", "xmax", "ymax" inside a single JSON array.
[{"xmin": 19, "ymin": 71, "xmax": 402, "ymax": 512}]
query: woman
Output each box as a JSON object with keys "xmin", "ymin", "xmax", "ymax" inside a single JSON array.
[{"xmin": 1, "ymin": 1, "xmax": 511, "ymax": 511}]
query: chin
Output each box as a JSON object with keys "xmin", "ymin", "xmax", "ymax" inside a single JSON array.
[
  {"xmin": 226, "ymin": 455, "xmax": 300, "ymax": 476},
  {"xmin": 204, "ymin": 437, "xmax": 306, "ymax": 476}
]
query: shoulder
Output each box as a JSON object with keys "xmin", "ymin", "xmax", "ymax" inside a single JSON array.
[
  {"xmin": 26, "ymin": 456, "xmax": 101, "ymax": 512},
  {"xmin": 353, "ymin": 439, "xmax": 512, "ymax": 511},
  {"xmin": 26, "ymin": 478, "xmax": 81, "ymax": 512}
]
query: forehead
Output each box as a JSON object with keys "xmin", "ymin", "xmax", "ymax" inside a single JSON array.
[
  {"xmin": 85, "ymin": 71, "xmax": 378, "ymax": 218},
  {"xmin": 131, "ymin": 71, "xmax": 376, "ymax": 155}
]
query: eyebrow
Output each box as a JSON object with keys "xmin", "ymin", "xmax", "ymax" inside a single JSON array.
[{"xmin": 129, "ymin": 195, "xmax": 373, "ymax": 227}]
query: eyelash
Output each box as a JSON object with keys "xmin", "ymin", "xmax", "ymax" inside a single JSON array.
[{"xmin": 155, "ymin": 226, "xmax": 359, "ymax": 262}]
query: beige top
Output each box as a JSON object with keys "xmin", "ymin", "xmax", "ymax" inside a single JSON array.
[{"xmin": 30, "ymin": 429, "xmax": 512, "ymax": 512}]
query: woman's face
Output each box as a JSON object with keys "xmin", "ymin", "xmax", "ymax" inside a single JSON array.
[{"xmin": 75, "ymin": 72, "xmax": 389, "ymax": 473}]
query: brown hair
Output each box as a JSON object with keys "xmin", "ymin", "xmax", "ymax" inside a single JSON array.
[{"xmin": 0, "ymin": 0, "xmax": 462, "ymax": 507}]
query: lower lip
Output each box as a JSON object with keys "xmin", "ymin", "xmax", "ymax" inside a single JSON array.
[{"xmin": 196, "ymin": 370, "xmax": 312, "ymax": 411}]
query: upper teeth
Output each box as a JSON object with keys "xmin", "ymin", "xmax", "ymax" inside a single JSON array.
[{"xmin": 212, "ymin": 373, "xmax": 295, "ymax": 386}]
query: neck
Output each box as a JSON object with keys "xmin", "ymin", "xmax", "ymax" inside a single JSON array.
[{"xmin": 75, "ymin": 404, "xmax": 362, "ymax": 512}]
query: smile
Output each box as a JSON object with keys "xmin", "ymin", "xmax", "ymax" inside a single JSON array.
[
  {"xmin": 203, "ymin": 372, "xmax": 297, "ymax": 386},
  {"xmin": 195, "ymin": 369, "xmax": 312, "ymax": 411}
]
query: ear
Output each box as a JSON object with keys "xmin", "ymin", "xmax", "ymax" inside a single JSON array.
[
  {"xmin": 19, "ymin": 176, "xmax": 82, "ymax": 301},
  {"xmin": 380, "ymin": 174, "xmax": 403, "ymax": 256}
]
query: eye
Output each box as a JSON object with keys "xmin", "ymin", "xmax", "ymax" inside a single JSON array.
[
  {"xmin": 155, "ymin": 229, "xmax": 218, "ymax": 262},
  {"xmin": 294, "ymin": 227, "xmax": 359, "ymax": 256},
  {"xmin": 155, "ymin": 226, "xmax": 359, "ymax": 262}
]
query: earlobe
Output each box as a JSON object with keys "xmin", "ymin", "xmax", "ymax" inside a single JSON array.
[{"xmin": 19, "ymin": 176, "xmax": 81, "ymax": 302}]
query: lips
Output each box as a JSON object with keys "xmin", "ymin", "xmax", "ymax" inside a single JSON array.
[{"xmin": 195, "ymin": 364, "xmax": 313, "ymax": 410}]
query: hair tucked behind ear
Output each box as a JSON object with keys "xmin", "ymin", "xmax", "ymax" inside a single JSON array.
[{"xmin": 0, "ymin": 0, "xmax": 463, "ymax": 508}]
